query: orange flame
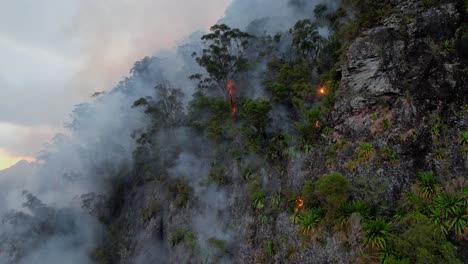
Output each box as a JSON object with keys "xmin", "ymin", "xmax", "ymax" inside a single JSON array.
[
  {"xmin": 319, "ymin": 87, "xmax": 326, "ymax": 95},
  {"xmin": 227, "ymin": 80, "xmax": 237, "ymax": 115},
  {"xmin": 295, "ymin": 198, "xmax": 304, "ymax": 212},
  {"xmin": 315, "ymin": 120, "xmax": 321, "ymax": 128}
]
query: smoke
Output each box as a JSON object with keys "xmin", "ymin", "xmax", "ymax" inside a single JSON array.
[{"xmin": 0, "ymin": 0, "xmax": 342, "ymax": 263}]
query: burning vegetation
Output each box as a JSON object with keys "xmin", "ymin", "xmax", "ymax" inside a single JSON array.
[{"xmin": 227, "ymin": 80, "xmax": 237, "ymax": 114}]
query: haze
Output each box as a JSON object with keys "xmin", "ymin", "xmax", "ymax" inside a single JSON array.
[{"xmin": 0, "ymin": 0, "xmax": 231, "ymax": 170}]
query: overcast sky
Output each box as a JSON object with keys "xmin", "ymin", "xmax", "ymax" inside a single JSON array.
[{"xmin": 0, "ymin": 0, "xmax": 231, "ymax": 169}]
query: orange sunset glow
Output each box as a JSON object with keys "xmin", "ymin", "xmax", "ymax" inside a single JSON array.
[{"xmin": 0, "ymin": 149, "xmax": 35, "ymax": 171}]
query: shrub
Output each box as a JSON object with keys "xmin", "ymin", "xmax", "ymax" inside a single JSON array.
[
  {"xmin": 382, "ymin": 118, "xmax": 391, "ymax": 130},
  {"xmin": 302, "ymin": 180, "xmax": 316, "ymax": 207},
  {"xmin": 290, "ymin": 212, "xmax": 303, "ymax": 224},
  {"xmin": 382, "ymin": 212, "xmax": 462, "ymax": 264},
  {"xmin": 363, "ymin": 218, "xmax": 393, "ymax": 249},
  {"xmin": 433, "ymin": 148, "xmax": 446, "ymax": 160},
  {"xmin": 270, "ymin": 192, "xmax": 281, "ymax": 209},
  {"xmin": 440, "ymin": 40, "xmax": 454, "ymax": 52},
  {"xmin": 336, "ymin": 201, "xmax": 370, "ymax": 228},
  {"xmin": 170, "ymin": 228, "xmax": 196, "ymax": 248},
  {"xmin": 416, "ymin": 171, "xmax": 439, "ymax": 199},
  {"xmin": 388, "ymin": 154, "xmax": 399, "ymax": 164},
  {"xmin": 208, "ymin": 166, "xmax": 230, "ymax": 185},
  {"xmin": 358, "ymin": 143, "xmax": 374, "ymax": 159},
  {"xmin": 252, "ymin": 190, "xmax": 266, "ymax": 210},
  {"xmin": 430, "ymin": 193, "xmax": 467, "ymax": 237},
  {"xmin": 301, "ymin": 208, "xmax": 326, "ymax": 234},
  {"xmin": 460, "ymin": 131, "xmax": 468, "ymax": 145},
  {"xmin": 315, "ymin": 172, "xmax": 349, "ymax": 211},
  {"xmin": 169, "ymin": 180, "xmax": 193, "ymax": 208}
]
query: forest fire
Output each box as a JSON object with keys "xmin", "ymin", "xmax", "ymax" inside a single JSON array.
[
  {"xmin": 295, "ymin": 197, "xmax": 304, "ymax": 212},
  {"xmin": 319, "ymin": 86, "xmax": 326, "ymax": 95},
  {"xmin": 227, "ymin": 80, "xmax": 237, "ymax": 115}
]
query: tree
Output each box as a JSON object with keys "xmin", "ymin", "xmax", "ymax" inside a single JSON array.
[
  {"xmin": 290, "ymin": 19, "xmax": 324, "ymax": 65},
  {"xmin": 315, "ymin": 172, "xmax": 349, "ymax": 211},
  {"xmin": 191, "ymin": 24, "xmax": 254, "ymax": 98},
  {"xmin": 133, "ymin": 83, "xmax": 185, "ymax": 129},
  {"xmin": 381, "ymin": 212, "xmax": 462, "ymax": 264}
]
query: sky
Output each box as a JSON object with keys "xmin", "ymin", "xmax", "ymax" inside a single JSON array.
[{"xmin": 0, "ymin": 0, "xmax": 232, "ymax": 170}]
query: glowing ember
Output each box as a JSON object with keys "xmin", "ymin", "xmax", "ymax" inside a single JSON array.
[
  {"xmin": 297, "ymin": 198, "xmax": 304, "ymax": 208},
  {"xmin": 315, "ymin": 120, "xmax": 321, "ymax": 128},
  {"xmin": 295, "ymin": 197, "xmax": 304, "ymax": 212},
  {"xmin": 319, "ymin": 87, "xmax": 326, "ymax": 95},
  {"xmin": 227, "ymin": 80, "xmax": 237, "ymax": 115}
]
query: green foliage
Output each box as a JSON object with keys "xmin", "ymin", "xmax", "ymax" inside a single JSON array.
[
  {"xmin": 265, "ymin": 240, "xmax": 275, "ymax": 257},
  {"xmin": 189, "ymin": 96, "xmax": 231, "ymax": 142},
  {"xmin": 416, "ymin": 171, "xmax": 439, "ymax": 199},
  {"xmin": 433, "ymin": 148, "xmax": 446, "ymax": 160},
  {"xmin": 264, "ymin": 58, "xmax": 313, "ymax": 104},
  {"xmin": 239, "ymin": 98, "xmax": 272, "ymax": 153},
  {"xmin": 430, "ymin": 115, "xmax": 443, "ymax": 137},
  {"xmin": 363, "ymin": 218, "xmax": 393, "ymax": 249},
  {"xmin": 295, "ymin": 106, "xmax": 322, "ymax": 147},
  {"xmin": 290, "ymin": 19, "xmax": 323, "ymax": 65},
  {"xmin": 381, "ymin": 146, "xmax": 392, "ymax": 156},
  {"xmin": 207, "ymin": 237, "xmax": 227, "ymax": 260},
  {"xmin": 270, "ymin": 192, "xmax": 281, "ymax": 209},
  {"xmin": 430, "ymin": 193, "xmax": 468, "ymax": 237},
  {"xmin": 382, "ymin": 213, "xmax": 462, "ymax": 264},
  {"xmin": 388, "ymin": 154, "xmax": 399, "ymax": 164},
  {"xmin": 169, "ymin": 179, "xmax": 193, "ymax": 208},
  {"xmin": 208, "ymin": 166, "xmax": 230, "ymax": 185},
  {"xmin": 191, "ymin": 24, "xmax": 253, "ymax": 97},
  {"xmin": 315, "ymin": 172, "xmax": 349, "ymax": 211},
  {"xmin": 460, "ymin": 131, "xmax": 468, "ymax": 145},
  {"xmin": 252, "ymin": 190, "xmax": 266, "ymax": 210},
  {"xmin": 301, "ymin": 180, "xmax": 315, "ymax": 207},
  {"xmin": 170, "ymin": 228, "xmax": 196, "ymax": 249},
  {"xmin": 239, "ymin": 99, "xmax": 272, "ymax": 132},
  {"xmin": 290, "ymin": 212, "xmax": 303, "ymax": 224},
  {"xmin": 336, "ymin": 201, "xmax": 370, "ymax": 228},
  {"xmin": 382, "ymin": 118, "xmax": 391, "ymax": 130},
  {"xmin": 358, "ymin": 143, "xmax": 374, "ymax": 158},
  {"xmin": 301, "ymin": 208, "xmax": 326, "ymax": 234},
  {"xmin": 440, "ymin": 40, "xmax": 454, "ymax": 52}
]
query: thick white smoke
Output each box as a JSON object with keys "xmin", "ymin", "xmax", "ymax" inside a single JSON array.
[{"xmin": 0, "ymin": 0, "xmax": 341, "ymax": 263}]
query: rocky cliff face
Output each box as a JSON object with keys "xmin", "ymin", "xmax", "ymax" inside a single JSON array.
[{"xmin": 95, "ymin": 1, "xmax": 467, "ymax": 263}]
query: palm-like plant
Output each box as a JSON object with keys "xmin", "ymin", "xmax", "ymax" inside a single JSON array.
[
  {"xmin": 460, "ymin": 131, "xmax": 468, "ymax": 145},
  {"xmin": 270, "ymin": 192, "xmax": 281, "ymax": 209},
  {"xmin": 388, "ymin": 154, "xmax": 399, "ymax": 164},
  {"xmin": 290, "ymin": 212, "xmax": 303, "ymax": 224},
  {"xmin": 431, "ymin": 124, "xmax": 441, "ymax": 137},
  {"xmin": 300, "ymin": 208, "xmax": 325, "ymax": 234},
  {"xmin": 431, "ymin": 193, "xmax": 468, "ymax": 237},
  {"xmin": 359, "ymin": 143, "xmax": 374, "ymax": 158},
  {"xmin": 363, "ymin": 218, "xmax": 393, "ymax": 249},
  {"xmin": 336, "ymin": 201, "xmax": 370, "ymax": 228},
  {"xmin": 252, "ymin": 191, "xmax": 265, "ymax": 210},
  {"xmin": 433, "ymin": 149, "xmax": 446, "ymax": 160},
  {"xmin": 416, "ymin": 171, "xmax": 439, "ymax": 198}
]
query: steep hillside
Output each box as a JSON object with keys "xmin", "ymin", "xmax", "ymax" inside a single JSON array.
[
  {"xmin": 1, "ymin": 0, "xmax": 466, "ymax": 263},
  {"xmin": 88, "ymin": 0, "xmax": 467, "ymax": 263}
]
